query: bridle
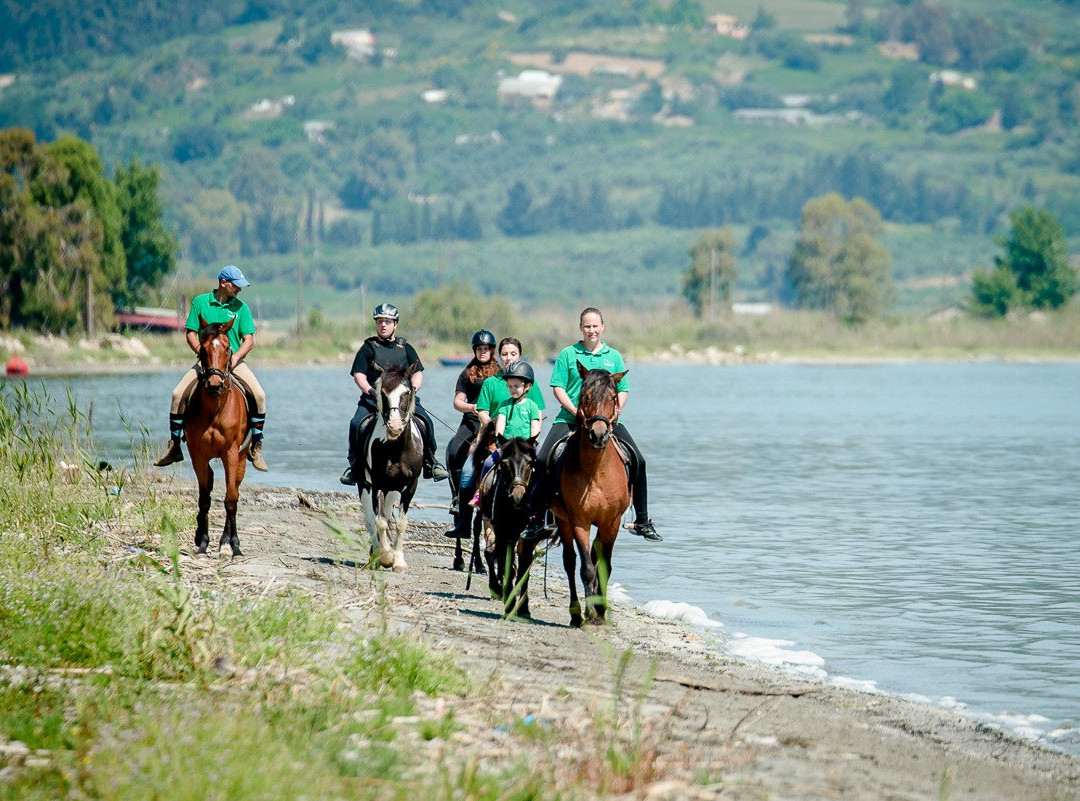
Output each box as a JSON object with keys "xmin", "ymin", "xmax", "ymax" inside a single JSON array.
[
  {"xmin": 196, "ymin": 326, "xmax": 233, "ymax": 397},
  {"xmin": 579, "ymin": 380, "xmax": 619, "ymax": 449}
]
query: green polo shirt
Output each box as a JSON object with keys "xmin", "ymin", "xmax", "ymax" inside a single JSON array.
[
  {"xmin": 476, "ymin": 374, "xmax": 546, "ymax": 417},
  {"xmin": 185, "ymin": 291, "xmax": 256, "ymax": 352},
  {"xmin": 496, "ymin": 397, "xmax": 542, "ymax": 440},
  {"xmin": 550, "ymin": 341, "xmax": 628, "ymax": 424}
]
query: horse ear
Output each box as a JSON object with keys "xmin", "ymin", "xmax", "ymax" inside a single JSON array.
[
  {"xmin": 221, "ymin": 317, "xmax": 235, "ymax": 333},
  {"xmin": 611, "ymin": 369, "xmax": 628, "ymax": 383},
  {"xmin": 405, "ymin": 363, "xmax": 417, "ymax": 379},
  {"xmin": 496, "ymin": 434, "xmax": 507, "ymax": 448},
  {"xmin": 372, "ymin": 363, "xmax": 384, "ymax": 375},
  {"xmin": 529, "ymin": 435, "xmax": 539, "ymax": 448},
  {"xmin": 576, "ymin": 360, "xmax": 589, "ymax": 378},
  {"xmin": 198, "ymin": 315, "xmax": 208, "ymax": 330}
]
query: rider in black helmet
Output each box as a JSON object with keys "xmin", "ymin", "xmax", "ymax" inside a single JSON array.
[
  {"xmin": 341, "ymin": 303, "xmax": 449, "ymax": 486},
  {"xmin": 443, "ymin": 329, "xmax": 500, "ymax": 544}
]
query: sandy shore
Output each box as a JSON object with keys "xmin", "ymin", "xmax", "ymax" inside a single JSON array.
[{"xmin": 160, "ymin": 480, "xmax": 1080, "ymax": 801}]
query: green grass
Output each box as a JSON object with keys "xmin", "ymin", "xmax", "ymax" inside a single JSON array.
[{"xmin": 0, "ymin": 381, "xmax": 609, "ymax": 801}]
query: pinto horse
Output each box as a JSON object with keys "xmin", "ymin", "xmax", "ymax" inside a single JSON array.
[
  {"xmin": 535, "ymin": 363, "xmax": 631, "ymax": 627},
  {"xmin": 358, "ymin": 363, "xmax": 423, "ymax": 572},
  {"xmin": 480, "ymin": 436, "xmax": 536, "ymax": 613},
  {"xmin": 186, "ymin": 316, "xmax": 249, "ymax": 557}
]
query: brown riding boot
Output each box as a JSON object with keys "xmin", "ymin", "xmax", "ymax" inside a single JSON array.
[
  {"xmin": 154, "ymin": 438, "xmax": 184, "ymax": 467},
  {"xmin": 248, "ymin": 441, "xmax": 269, "ymax": 472}
]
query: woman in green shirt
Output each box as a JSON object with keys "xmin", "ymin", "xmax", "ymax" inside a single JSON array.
[{"xmin": 524, "ymin": 307, "xmax": 660, "ymax": 542}]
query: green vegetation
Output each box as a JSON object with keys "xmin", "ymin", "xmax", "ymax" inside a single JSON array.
[
  {"xmin": 2, "ymin": 380, "xmax": 706, "ymax": 800},
  {"xmin": 0, "ymin": 129, "xmax": 177, "ymax": 333},
  {"xmin": 0, "ymin": 0, "xmax": 1078, "ymax": 329},
  {"xmin": 971, "ymin": 206, "xmax": 1078, "ymax": 316},
  {"xmin": 787, "ymin": 193, "xmax": 895, "ymax": 323}
]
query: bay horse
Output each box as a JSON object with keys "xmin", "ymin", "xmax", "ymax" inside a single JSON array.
[
  {"xmin": 358, "ymin": 363, "xmax": 423, "ymax": 572},
  {"xmin": 525, "ymin": 363, "xmax": 631, "ymax": 627},
  {"xmin": 480, "ymin": 436, "xmax": 537, "ymax": 614},
  {"xmin": 186, "ymin": 316, "xmax": 249, "ymax": 557}
]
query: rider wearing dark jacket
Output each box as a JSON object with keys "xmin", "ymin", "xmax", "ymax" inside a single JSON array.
[{"xmin": 340, "ymin": 303, "xmax": 449, "ymax": 486}]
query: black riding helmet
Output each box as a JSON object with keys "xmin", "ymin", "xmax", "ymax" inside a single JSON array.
[
  {"xmin": 502, "ymin": 360, "xmax": 535, "ymax": 384},
  {"xmin": 471, "ymin": 329, "xmax": 496, "ymax": 349},
  {"xmin": 373, "ymin": 303, "xmax": 400, "ymax": 321}
]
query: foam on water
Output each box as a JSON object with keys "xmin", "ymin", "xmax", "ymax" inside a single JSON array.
[{"xmin": 631, "ymin": 591, "xmax": 1079, "ymax": 755}]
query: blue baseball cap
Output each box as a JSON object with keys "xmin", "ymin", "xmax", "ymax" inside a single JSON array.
[{"xmin": 218, "ymin": 264, "xmax": 250, "ymax": 287}]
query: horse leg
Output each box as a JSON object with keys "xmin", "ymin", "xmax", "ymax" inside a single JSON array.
[
  {"xmin": 360, "ymin": 487, "xmax": 378, "ymax": 562},
  {"xmin": 193, "ymin": 459, "xmax": 213, "ymax": 554},
  {"xmin": 219, "ymin": 450, "xmax": 246, "ymax": 558},
  {"xmin": 390, "ymin": 493, "xmax": 408, "ymax": 573},
  {"xmin": 453, "ymin": 535, "xmax": 464, "ymax": 572},
  {"xmin": 471, "ymin": 511, "xmax": 486, "ymax": 575},
  {"xmin": 591, "ymin": 526, "xmax": 617, "ymax": 622},
  {"xmin": 482, "ymin": 517, "xmax": 500, "ymax": 597},
  {"xmin": 515, "ymin": 538, "xmax": 534, "ymax": 619},
  {"xmin": 502, "ymin": 536, "xmax": 518, "ymax": 616},
  {"xmin": 561, "ymin": 521, "xmax": 584, "ymax": 628},
  {"xmin": 577, "ymin": 526, "xmax": 601, "ymax": 624}
]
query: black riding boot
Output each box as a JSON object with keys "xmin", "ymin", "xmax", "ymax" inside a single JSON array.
[{"xmin": 444, "ymin": 503, "xmax": 473, "ymax": 539}]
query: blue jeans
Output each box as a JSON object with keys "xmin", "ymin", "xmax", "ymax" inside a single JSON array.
[{"xmin": 460, "ymin": 448, "xmax": 499, "ymax": 493}]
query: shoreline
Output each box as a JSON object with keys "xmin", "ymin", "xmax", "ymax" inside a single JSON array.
[
  {"xmin": 154, "ymin": 481, "xmax": 1080, "ymax": 799},
  {"xmin": 9, "ymin": 349, "xmax": 1080, "ymax": 378}
]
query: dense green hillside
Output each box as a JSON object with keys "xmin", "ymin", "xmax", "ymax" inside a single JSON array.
[{"xmin": 1, "ymin": 0, "xmax": 1078, "ymax": 317}]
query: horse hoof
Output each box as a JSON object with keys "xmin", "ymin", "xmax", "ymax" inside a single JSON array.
[
  {"xmin": 474, "ymin": 562, "xmax": 487, "ymax": 576},
  {"xmin": 392, "ymin": 561, "xmax": 407, "ymax": 573},
  {"xmin": 196, "ymin": 545, "xmax": 208, "ymax": 555},
  {"xmin": 452, "ymin": 558, "xmax": 464, "ymax": 571},
  {"xmin": 570, "ymin": 615, "xmax": 583, "ymax": 628}
]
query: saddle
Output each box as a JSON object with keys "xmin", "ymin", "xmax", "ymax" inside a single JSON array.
[{"xmin": 547, "ymin": 430, "xmax": 634, "ymax": 496}]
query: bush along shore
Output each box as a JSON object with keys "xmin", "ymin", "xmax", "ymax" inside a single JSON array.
[{"xmin": 2, "ymin": 381, "xmax": 1079, "ymax": 800}]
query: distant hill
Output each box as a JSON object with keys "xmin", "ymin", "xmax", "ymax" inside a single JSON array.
[{"xmin": 2, "ymin": 0, "xmax": 1078, "ymax": 315}]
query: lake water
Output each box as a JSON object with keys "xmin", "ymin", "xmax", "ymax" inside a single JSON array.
[{"xmin": 23, "ymin": 361, "xmax": 1080, "ymax": 755}]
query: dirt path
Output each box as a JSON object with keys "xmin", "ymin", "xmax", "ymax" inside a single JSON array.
[{"xmin": 168, "ymin": 481, "xmax": 1080, "ymax": 800}]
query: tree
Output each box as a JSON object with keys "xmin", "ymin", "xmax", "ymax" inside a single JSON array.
[
  {"xmin": 786, "ymin": 193, "xmax": 895, "ymax": 323},
  {"xmin": 683, "ymin": 227, "xmax": 737, "ymax": 318},
  {"xmin": 496, "ymin": 181, "xmax": 539, "ymax": 237},
  {"xmin": 114, "ymin": 158, "xmax": 177, "ymax": 304},
  {"xmin": 971, "ymin": 206, "xmax": 1078, "ymax": 316}
]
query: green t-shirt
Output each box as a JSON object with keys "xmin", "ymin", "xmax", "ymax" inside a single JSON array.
[
  {"xmin": 476, "ymin": 374, "xmax": 546, "ymax": 416},
  {"xmin": 550, "ymin": 341, "xmax": 628, "ymax": 424},
  {"xmin": 185, "ymin": 291, "xmax": 256, "ymax": 352},
  {"xmin": 496, "ymin": 397, "xmax": 542, "ymax": 440}
]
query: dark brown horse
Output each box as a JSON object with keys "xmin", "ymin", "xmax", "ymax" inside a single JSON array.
[
  {"xmin": 524, "ymin": 363, "xmax": 631, "ymax": 626},
  {"xmin": 359, "ymin": 364, "xmax": 423, "ymax": 571},
  {"xmin": 480, "ymin": 435, "xmax": 536, "ymax": 613},
  {"xmin": 185, "ymin": 316, "xmax": 249, "ymax": 557}
]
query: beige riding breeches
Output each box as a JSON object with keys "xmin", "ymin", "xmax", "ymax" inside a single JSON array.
[{"xmin": 170, "ymin": 362, "xmax": 266, "ymax": 415}]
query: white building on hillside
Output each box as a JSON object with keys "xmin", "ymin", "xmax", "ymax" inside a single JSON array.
[{"xmin": 331, "ymin": 29, "xmax": 376, "ymax": 60}]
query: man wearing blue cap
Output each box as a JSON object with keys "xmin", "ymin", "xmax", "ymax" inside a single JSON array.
[{"xmin": 154, "ymin": 265, "xmax": 269, "ymax": 471}]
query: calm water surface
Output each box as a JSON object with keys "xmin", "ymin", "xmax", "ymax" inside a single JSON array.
[{"xmin": 31, "ymin": 362, "xmax": 1080, "ymax": 754}]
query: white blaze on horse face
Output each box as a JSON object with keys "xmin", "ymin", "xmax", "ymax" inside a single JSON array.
[{"xmin": 383, "ymin": 382, "xmax": 410, "ymax": 437}]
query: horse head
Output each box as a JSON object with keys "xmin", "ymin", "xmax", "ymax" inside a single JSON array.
[
  {"xmin": 576, "ymin": 362, "xmax": 627, "ymax": 449},
  {"xmin": 373, "ymin": 363, "xmax": 417, "ymax": 439},
  {"xmin": 196, "ymin": 315, "xmax": 235, "ymax": 397},
  {"xmin": 495, "ymin": 435, "xmax": 536, "ymax": 507}
]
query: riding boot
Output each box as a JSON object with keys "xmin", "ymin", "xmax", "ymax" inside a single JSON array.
[
  {"xmin": 339, "ymin": 459, "xmax": 356, "ymax": 486},
  {"xmin": 247, "ymin": 414, "xmax": 268, "ymax": 471},
  {"xmin": 444, "ymin": 503, "xmax": 473, "ymax": 539},
  {"xmin": 423, "ymin": 449, "xmax": 450, "ymax": 481},
  {"xmin": 154, "ymin": 415, "xmax": 186, "ymax": 466}
]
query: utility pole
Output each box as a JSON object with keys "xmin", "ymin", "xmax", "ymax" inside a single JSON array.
[
  {"xmin": 709, "ymin": 246, "xmax": 718, "ymax": 321},
  {"xmin": 85, "ymin": 209, "xmax": 94, "ymax": 336},
  {"xmin": 295, "ymin": 226, "xmax": 304, "ymax": 336}
]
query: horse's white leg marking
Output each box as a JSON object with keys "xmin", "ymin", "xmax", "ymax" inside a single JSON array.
[{"xmin": 361, "ymin": 487, "xmax": 378, "ymax": 557}]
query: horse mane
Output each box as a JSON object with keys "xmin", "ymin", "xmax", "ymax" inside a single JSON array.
[
  {"xmin": 378, "ymin": 364, "xmax": 411, "ymax": 393},
  {"xmin": 579, "ymin": 369, "xmax": 617, "ymax": 414},
  {"xmin": 200, "ymin": 322, "xmax": 229, "ymax": 339}
]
